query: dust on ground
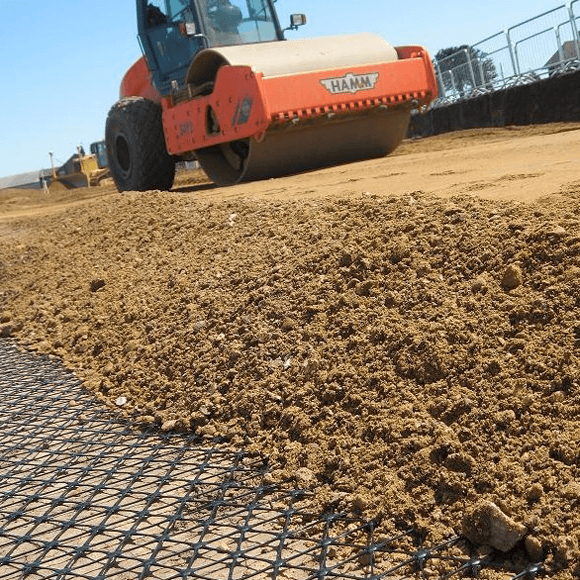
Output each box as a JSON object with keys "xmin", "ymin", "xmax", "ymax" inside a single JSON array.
[{"xmin": 1, "ymin": 123, "xmax": 579, "ymax": 577}]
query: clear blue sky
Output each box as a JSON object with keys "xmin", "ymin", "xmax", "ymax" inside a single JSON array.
[{"xmin": 0, "ymin": 0, "xmax": 563, "ymax": 178}]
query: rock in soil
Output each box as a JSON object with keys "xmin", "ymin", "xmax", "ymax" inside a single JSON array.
[{"xmin": 462, "ymin": 501, "xmax": 526, "ymax": 552}]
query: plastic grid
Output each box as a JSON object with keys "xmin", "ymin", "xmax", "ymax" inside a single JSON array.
[{"xmin": 0, "ymin": 340, "xmax": 547, "ymax": 579}]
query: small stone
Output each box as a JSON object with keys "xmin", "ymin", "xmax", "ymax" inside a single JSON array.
[
  {"xmin": 522, "ymin": 394, "xmax": 534, "ymax": 406},
  {"xmin": 389, "ymin": 238, "xmax": 411, "ymax": 263},
  {"xmin": 553, "ymin": 535, "xmax": 575, "ymax": 564},
  {"xmin": 136, "ymin": 415, "xmax": 156, "ymax": 425},
  {"xmin": 228, "ymin": 350, "xmax": 241, "ymax": 363},
  {"xmin": 262, "ymin": 472, "xmax": 276, "ymax": 485},
  {"xmin": 89, "ymin": 279, "xmax": 106, "ymax": 292},
  {"xmin": 270, "ymin": 357, "xmax": 283, "ymax": 369},
  {"xmin": 462, "ymin": 501, "xmax": 526, "ymax": 552},
  {"xmin": 295, "ymin": 467, "xmax": 316, "ymax": 487},
  {"xmin": 562, "ymin": 482, "xmax": 580, "ymax": 500},
  {"xmin": 339, "ymin": 252, "xmax": 352, "ymax": 267},
  {"xmin": 358, "ymin": 552, "xmax": 372, "ymax": 567},
  {"xmin": 526, "ymin": 483, "xmax": 543, "ymax": 502},
  {"xmin": 329, "ymin": 491, "xmax": 348, "ymax": 505},
  {"xmin": 564, "ymin": 266, "xmax": 580, "ymax": 281},
  {"xmin": 471, "ymin": 276, "xmax": 488, "ymax": 293},
  {"xmin": 199, "ymin": 424, "xmax": 217, "ymax": 437},
  {"xmin": 502, "ymin": 264, "xmax": 523, "ymax": 290},
  {"xmin": 546, "ymin": 224, "xmax": 566, "ymax": 236},
  {"xmin": 351, "ymin": 495, "xmax": 368, "ymax": 513},
  {"xmin": 525, "ymin": 535, "xmax": 544, "ymax": 562},
  {"xmin": 0, "ymin": 324, "xmax": 13, "ymax": 338},
  {"xmin": 415, "ymin": 261, "xmax": 431, "ymax": 277},
  {"xmin": 303, "ymin": 358, "xmax": 319, "ymax": 374},
  {"xmin": 445, "ymin": 452, "xmax": 476, "ymax": 473},
  {"xmin": 384, "ymin": 291, "xmax": 398, "ymax": 307},
  {"xmin": 115, "ymin": 396, "xmax": 127, "ymax": 407},
  {"xmin": 281, "ymin": 318, "xmax": 294, "ymax": 331},
  {"xmin": 161, "ymin": 419, "xmax": 178, "ymax": 432},
  {"xmin": 355, "ymin": 280, "xmax": 374, "ymax": 297},
  {"xmin": 444, "ymin": 204, "xmax": 462, "ymax": 215}
]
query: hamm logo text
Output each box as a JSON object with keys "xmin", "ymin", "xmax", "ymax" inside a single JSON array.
[{"xmin": 320, "ymin": 72, "xmax": 379, "ymax": 94}]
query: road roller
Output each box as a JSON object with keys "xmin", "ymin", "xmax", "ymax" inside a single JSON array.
[{"xmin": 105, "ymin": 0, "xmax": 438, "ymax": 190}]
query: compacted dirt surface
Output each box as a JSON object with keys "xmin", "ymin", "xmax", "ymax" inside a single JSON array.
[{"xmin": 1, "ymin": 123, "xmax": 580, "ymax": 577}]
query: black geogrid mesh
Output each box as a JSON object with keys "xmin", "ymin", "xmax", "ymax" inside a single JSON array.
[{"xmin": 0, "ymin": 340, "xmax": 546, "ymax": 579}]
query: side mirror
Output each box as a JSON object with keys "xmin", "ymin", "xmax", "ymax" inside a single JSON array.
[
  {"xmin": 178, "ymin": 21, "xmax": 197, "ymax": 36},
  {"xmin": 287, "ymin": 13, "xmax": 307, "ymax": 31}
]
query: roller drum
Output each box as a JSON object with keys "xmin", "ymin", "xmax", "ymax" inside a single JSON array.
[{"xmin": 188, "ymin": 34, "xmax": 409, "ymax": 186}]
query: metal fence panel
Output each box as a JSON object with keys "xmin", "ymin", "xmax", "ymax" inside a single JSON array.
[
  {"xmin": 435, "ymin": 2, "xmax": 580, "ymax": 104},
  {"xmin": 509, "ymin": 5, "xmax": 575, "ymax": 74},
  {"xmin": 472, "ymin": 31, "xmax": 516, "ymax": 83}
]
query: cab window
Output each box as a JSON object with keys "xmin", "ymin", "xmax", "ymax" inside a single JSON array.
[{"xmin": 200, "ymin": 0, "xmax": 278, "ymax": 47}]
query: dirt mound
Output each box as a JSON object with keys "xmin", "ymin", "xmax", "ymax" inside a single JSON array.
[{"xmin": 1, "ymin": 127, "xmax": 579, "ymax": 577}]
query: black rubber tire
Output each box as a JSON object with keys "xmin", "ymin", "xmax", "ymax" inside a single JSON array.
[{"xmin": 105, "ymin": 97, "xmax": 176, "ymax": 192}]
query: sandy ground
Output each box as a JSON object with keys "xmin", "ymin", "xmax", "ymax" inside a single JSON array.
[{"xmin": 1, "ymin": 123, "xmax": 580, "ymax": 577}]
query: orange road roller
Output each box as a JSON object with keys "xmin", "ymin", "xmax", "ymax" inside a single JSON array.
[{"xmin": 105, "ymin": 0, "xmax": 438, "ymax": 190}]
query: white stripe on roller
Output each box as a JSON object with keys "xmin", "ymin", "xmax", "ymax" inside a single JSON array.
[{"xmin": 193, "ymin": 33, "xmax": 399, "ymax": 78}]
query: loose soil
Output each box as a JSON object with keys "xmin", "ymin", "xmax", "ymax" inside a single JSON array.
[{"xmin": 1, "ymin": 123, "xmax": 580, "ymax": 577}]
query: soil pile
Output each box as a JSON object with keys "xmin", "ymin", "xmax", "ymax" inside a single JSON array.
[{"xmin": 1, "ymin": 131, "xmax": 579, "ymax": 577}]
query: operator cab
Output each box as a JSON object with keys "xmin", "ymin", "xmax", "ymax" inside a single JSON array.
[{"xmin": 138, "ymin": 0, "xmax": 285, "ymax": 95}]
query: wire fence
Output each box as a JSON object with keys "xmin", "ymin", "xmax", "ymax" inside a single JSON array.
[
  {"xmin": 434, "ymin": 0, "xmax": 580, "ymax": 104},
  {"xmin": 0, "ymin": 339, "xmax": 550, "ymax": 579}
]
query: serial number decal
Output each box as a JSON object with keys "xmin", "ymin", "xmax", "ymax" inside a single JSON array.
[{"xmin": 320, "ymin": 72, "xmax": 379, "ymax": 94}]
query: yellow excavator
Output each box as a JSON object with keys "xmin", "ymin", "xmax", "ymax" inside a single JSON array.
[{"xmin": 49, "ymin": 143, "xmax": 110, "ymax": 191}]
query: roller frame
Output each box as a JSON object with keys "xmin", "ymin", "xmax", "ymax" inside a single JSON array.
[{"xmin": 161, "ymin": 46, "xmax": 437, "ymax": 158}]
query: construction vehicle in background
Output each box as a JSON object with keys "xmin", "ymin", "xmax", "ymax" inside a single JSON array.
[
  {"xmin": 105, "ymin": 0, "xmax": 438, "ymax": 190},
  {"xmin": 48, "ymin": 142, "xmax": 110, "ymax": 191},
  {"xmin": 90, "ymin": 141, "xmax": 109, "ymax": 170}
]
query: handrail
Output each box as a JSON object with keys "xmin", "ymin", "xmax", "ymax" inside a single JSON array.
[{"xmin": 435, "ymin": 1, "xmax": 580, "ymax": 102}]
